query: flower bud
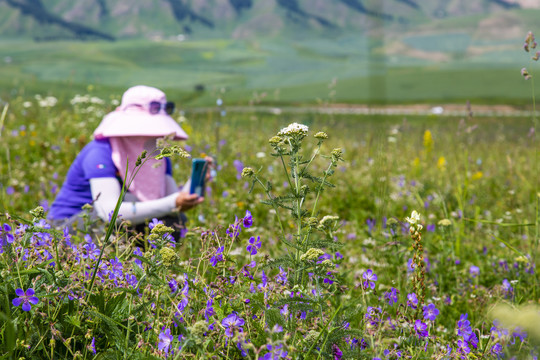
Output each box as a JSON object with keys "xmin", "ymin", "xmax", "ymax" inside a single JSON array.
[{"xmin": 241, "ymin": 167, "xmax": 255, "ymax": 178}]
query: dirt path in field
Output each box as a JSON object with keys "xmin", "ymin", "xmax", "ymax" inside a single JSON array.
[{"xmin": 191, "ymin": 103, "xmax": 532, "ymax": 117}]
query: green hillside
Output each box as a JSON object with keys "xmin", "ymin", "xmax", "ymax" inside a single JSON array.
[
  {"xmin": 0, "ymin": 33, "xmax": 535, "ymax": 107},
  {"xmin": 0, "ymin": 2, "xmax": 539, "ymax": 106}
]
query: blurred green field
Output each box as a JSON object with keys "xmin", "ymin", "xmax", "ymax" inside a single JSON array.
[{"xmin": 0, "ymin": 34, "xmax": 534, "ymax": 107}]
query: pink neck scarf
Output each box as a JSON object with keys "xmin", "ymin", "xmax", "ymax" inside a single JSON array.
[{"xmin": 109, "ymin": 137, "xmax": 166, "ymax": 201}]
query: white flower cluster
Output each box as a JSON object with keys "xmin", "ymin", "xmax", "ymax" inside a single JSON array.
[
  {"xmin": 70, "ymin": 94, "xmax": 105, "ymax": 105},
  {"xmin": 405, "ymin": 210, "xmax": 423, "ymax": 231},
  {"xmin": 278, "ymin": 122, "xmax": 309, "ymax": 137},
  {"xmin": 35, "ymin": 95, "xmax": 57, "ymax": 108}
]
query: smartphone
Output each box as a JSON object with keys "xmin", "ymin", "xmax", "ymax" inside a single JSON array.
[{"xmin": 189, "ymin": 158, "xmax": 207, "ymax": 196}]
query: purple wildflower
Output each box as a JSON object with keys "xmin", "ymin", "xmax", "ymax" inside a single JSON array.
[
  {"xmin": 243, "ymin": 210, "xmax": 253, "ymax": 228},
  {"xmin": 12, "ymin": 288, "xmax": 39, "ymax": 311},
  {"xmin": 512, "ymin": 327, "xmax": 527, "ymax": 343},
  {"xmin": 125, "ymin": 274, "xmax": 137, "ymax": 288},
  {"xmin": 89, "ymin": 337, "xmax": 96, "ymax": 354},
  {"xmin": 280, "ymin": 304, "xmax": 289, "ymax": 317},
  {"xmin": 210, "ymin": 246, "xmax": 224, "ymax": 267},
  {"xmin": 457, "ymin": 339, "xmax": 471, "ymax": 354},
  {"xmin": 234, "ymin": 160, "xmax": 244, "ymax": 179},
  {"xmin": 469, "ymin": 265, "xmax": 480, "ymax": 278},
  {"xmin": 457, "ymin": 314, "xmax": 472, "ymax": 337},
  {"xmin": 237, "ymin": 341, "xmax": 247, "ymax": 357},
  {"xmin": 502, "ymin": 279, "xmax": 513, "ymax": 297},
  {"xmin": 423, "ymin": 303, "xmax": 439, "ymax": 321},
  {"xmin": 221, "ymin": 313, "xmax": 245, "ymax": 337},
  {"xmin": 133, "ymin": 247, "xmax": 143, "ymax": 268},
  {"xmin": 1, "ymin": 224, "xmax": 14, "ymax": 244},
  {"xmin": 407, "ymin": 293, "xmax": 418, "ymax": 309},
  {"xmin": 149, "ymin": 218, "xmax": 163, "ymax": 230},
  {"xmin": 491, "ymin": 343, "xmax": 503, "ymax": 357},
  {"xmin": 262, "ymin": 344, "xmax": 288, "ymax": 359},
  {"xmin": 108, "ymin": 257, "xmax": 123, "ymax": 281},
  {"xmin": 246, "ymin": 236, "xmax": 261, "ymax": 255},
  {"xmin": 362, "ymin": 269, "xmax": 377, "ymax": 289},
  {"xmin": 384, "ymin": 287, "xmax": 399, "ymax": 306},
  {"xmin": 81, "ymin": 237, "xmax": 100, "ymax": 261},
  {"xmin": 158, "ymin": 328, "xmax": 174, "ymax": 353},
  {"xmin": 414, "ymin": 320, "xmax": 428, "ymax": 337},
  {"xmin": 275, "ymin": 267, "xmax": 288, "ymax": 285},
  {"xmin": 366, "ymin": 218, "xmax": 376, "ymax": 233},
  {"xmin": 205, "ymin": 299, "xmax": 215, "ymax": 321},
  {"xmin": 169, "ymin": 278, "xmax": 178, "ymax": 293},
  {"xmin": 332, "ymin": 344, "xmax": 343, "ymax": 360}
]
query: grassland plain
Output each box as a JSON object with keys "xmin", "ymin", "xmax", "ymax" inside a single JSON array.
[
  {"xmin": 0, "ymin": 89, "xmax": 539, "ymax": 358},
  {"xmin": 0, "ymin": 33, "xmax": 535, "ymax": 108}
]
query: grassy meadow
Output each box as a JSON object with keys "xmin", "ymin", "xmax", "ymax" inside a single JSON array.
[
  {"xmin": 0, "ymin": 34, "xmax": 534, "ymax": 107},
  {"xmin": 0, "ymin": 88, "xmax": 539, "ymax": 358}
]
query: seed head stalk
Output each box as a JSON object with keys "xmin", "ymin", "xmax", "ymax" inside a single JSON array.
[
  {"xmin": 406, "ymin": 211, "xmax": 426, "ymax": 318},
  {"xmin": 531, "ymin": 76, "xmax": 540, "ymax": 275}
]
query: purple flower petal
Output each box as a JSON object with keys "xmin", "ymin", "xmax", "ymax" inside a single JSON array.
[
  {"xmin": 12, "ymin": 298, "xmax": 23, "ymax": 307},
  {"xmin": 15, "ymin": 288, "xmax": 25, "ymax": 297},
  {"xmin": 26, "ymin": 288, "xmax": 35, "ymax": 296},
  {"xmin": 22, "ymin": 303, "xmax": 31, "ymax": 311},
  {"xmin": 29, "ymin": 296, "xmax": 39, "ymax": 305}
]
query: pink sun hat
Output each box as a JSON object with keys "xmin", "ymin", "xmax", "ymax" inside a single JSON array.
[{"xmin": 93, "ymin": 85, "xmax": 188, "ymax": 140}]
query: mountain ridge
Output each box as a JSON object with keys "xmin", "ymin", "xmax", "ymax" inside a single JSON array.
[{"xmin": 1, "ymin": 0, "xmax": 537, "ymax": 41}]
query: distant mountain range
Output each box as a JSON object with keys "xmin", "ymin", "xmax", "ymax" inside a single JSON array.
[{"xmin": 0, "ymin": 0, "xmax": 538, "ymax": 41}]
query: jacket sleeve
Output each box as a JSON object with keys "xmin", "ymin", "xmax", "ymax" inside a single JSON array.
[{"xmin": 89, "ymin": 177, "xmax": 178, "ymax": 225}]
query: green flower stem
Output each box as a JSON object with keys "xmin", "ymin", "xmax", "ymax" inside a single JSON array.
[
  {"xmin": 278, "ymin": 152, "xmax": 293, "ymax": 191},
  {"xmin": 290, "ymin": 141, "xmax": 306, "ymax": 285},
  {"xmin": 123, "ymin": 298, "xmax": 133, "ymax": 359},
  {"xmin": 531, "ymin": 77, "xmax": 540, "ymax": 290},
  {"xmin": 311, "ymin": 161, "xmax": 334, "ymax": 218},
  {"xmin": 85, "ymin": 177, "xmax": 127, "ymax": 300},
  {"xmin": 15, "ymin": 255, "xmax": 24, "ymax": 288},
  {"xmin": 254, "ymin": 176, "xmax": 286, "ymax": 236},
  {"xmin": 302, "ymin": 142, "xmax": 323, "ymax": 174},
  {"xmin": 86, "ymin": 154, "xmax": 152, "ymax": 300},
  {"xmin": 304, "ymin": 302, "xmax": 342, "ymax": 359}
]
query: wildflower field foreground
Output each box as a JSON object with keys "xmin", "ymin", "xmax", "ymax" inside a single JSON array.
[{"xmin": 0, "ymin": 93, "xmax": 539, "ymax": 359}]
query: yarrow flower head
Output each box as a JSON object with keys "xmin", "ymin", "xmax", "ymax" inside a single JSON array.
[
  {"xmin": 277, "ymin": 122, "xmax": 309, "ymax": 139},
  {"xmin": 12, "ymin": 288, "xmax": 39, "ymax": 311}
]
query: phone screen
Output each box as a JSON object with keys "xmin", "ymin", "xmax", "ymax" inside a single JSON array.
[{"xmin": 190, "ymin": 158, "xmax": 207, "ymax": 196}]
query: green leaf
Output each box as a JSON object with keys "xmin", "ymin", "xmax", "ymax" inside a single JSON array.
[{"xmin": 0, "ymin": 311, "xmax": 16, "ymax": 356}]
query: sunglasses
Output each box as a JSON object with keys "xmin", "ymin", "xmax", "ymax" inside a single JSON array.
[{"xmin": 149, "ymin": 101, "xmax": 175, "ymax": 115}]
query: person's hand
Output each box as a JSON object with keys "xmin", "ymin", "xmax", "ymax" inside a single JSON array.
[
  {"xmin": 175, "ymin": 191, "xmax": 203, "ymax": 211},
  {"xmin": 204, "ymin": 156, "xmax": 215, "ymax": 183}
]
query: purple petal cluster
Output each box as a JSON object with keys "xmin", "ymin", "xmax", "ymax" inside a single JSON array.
[{"xmin": 12, "ymin": 288, "xmax": 39, "ymax": 311}]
